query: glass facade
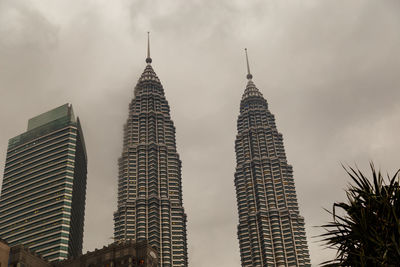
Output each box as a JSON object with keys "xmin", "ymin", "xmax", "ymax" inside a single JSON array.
[
  {"xmin": 234, "ymin": 76, "xmax": 311, "ymax": 266},
  {"xmin": 0, "ymin": 104, "xmax": 87, "ymax": 262}
]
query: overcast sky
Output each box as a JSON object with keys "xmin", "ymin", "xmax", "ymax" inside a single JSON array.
[{"xmin": 1, "ymin": 0, "xmax": 400, "ymax": 266}]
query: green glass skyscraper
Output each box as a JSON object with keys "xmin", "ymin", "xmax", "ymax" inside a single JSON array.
[{"xmin": 0, "ymin": 104, "xmax": 87, "ymax": 262}]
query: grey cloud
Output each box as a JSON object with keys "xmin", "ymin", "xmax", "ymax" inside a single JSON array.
[
  {"xmin": 0, "ymin": 0, "xmax": 58, "ymax": 50},
  {"xmin": 1, "ymin": 0, "xmax": 400, "ymax": 266}
]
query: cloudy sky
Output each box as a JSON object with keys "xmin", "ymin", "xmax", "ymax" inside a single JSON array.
[{"xmin": 1, "ymin": 0, "xmax": 400, "ymax": 266}]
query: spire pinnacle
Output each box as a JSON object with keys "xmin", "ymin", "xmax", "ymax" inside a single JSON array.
[
  {"xmin": 245, "ymin": 48, "xmax": 253, "ymax": 80},
  {"xmin": 146, "ymin": 32, "xmax": 152, "ymax": 64}
]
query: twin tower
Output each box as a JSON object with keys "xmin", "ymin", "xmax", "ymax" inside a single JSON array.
[
  {"xmin": 112, "ymin": 37, "xmax": 311, "ymax": 266},
  {"xmin": 0, "ymin": 35, "xmax": 311, "ymax": 267}
]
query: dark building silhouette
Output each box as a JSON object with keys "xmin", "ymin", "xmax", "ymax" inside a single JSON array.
[
  {"xmin": 0, "ymin": 239, "xmax": 10, "ymax": 266},
  {"xmin": 1, "ymin": 240, "xmax": 157, "ymax": 267},
  {"xmin": 113, "ymin": 34, "xmax": 188, "ymax": 267},
  {"xmin": 54, "ymin": 240, "xmax": 158, "ymax": 267},
  {"xmin": 234, "ymin": 50, "xmax": 311, "ymax": 266},
  {"xmin": 9, "ymin": 245, "xmax": 51, "ymax": 267},
  {"xmin": 0, "ymin": 104, "xmax": 87, "ymax": 262}
]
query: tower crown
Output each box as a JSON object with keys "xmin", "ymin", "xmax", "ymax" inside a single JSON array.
[
  {"xmin": 134, "ymin": 33, "xmax": 161, "ymax": 96},
  {"xmin": 242, "ymin": 48, "xmax": 263, "ymax": 100},
  {"xmin": 138, "ymin": 64, "xmax": 160, "ymax": 83},
  {"xmin": 242, "ymin": 80, "xmax": 263, "ymax": 100}
]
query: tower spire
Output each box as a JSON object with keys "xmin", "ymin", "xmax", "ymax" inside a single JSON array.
[
  {"xmin": 245, "ymin": 48, "xmax": 253, "ymax": 80},
  {"xmin": 146, "ymin": 32, "xmax": 152, "ymax": 64}
]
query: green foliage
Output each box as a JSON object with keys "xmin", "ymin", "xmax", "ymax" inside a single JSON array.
[{"xmin": 320, "ymin": 163, "xmax": 400, "ymax": 266}]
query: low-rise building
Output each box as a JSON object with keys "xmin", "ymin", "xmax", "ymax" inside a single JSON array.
[
  {"xmin": 0, "ymin": 240, "xmax": 157, "ymax": 267},
  {"xmin": 8, "ymin": 244, "xmax": 51, "ymax": 267},
  {"xmin": 0, "ymin": 239, "xmax": 10, "ymax": 266},
  {"xmin": 54, "ymin": 240, "xmax": 158, "ymax": 267}
]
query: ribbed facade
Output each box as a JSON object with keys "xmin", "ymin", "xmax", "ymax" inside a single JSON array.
[
  {"xmin": 234, "ymin": 74, "xmax": 311, "ymax": 266},
  {"xmin": 114, "ymin": 58, "xmax": 188, "ymax": 267},
  {"xmin": 0, "ymin": 104, "xmax": 87, "ymax": 262}
]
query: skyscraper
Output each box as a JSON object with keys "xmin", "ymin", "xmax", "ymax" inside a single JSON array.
[
  {"xmin": 0, "ymin": 104, "xmax": 87, "ymax": 262},
  {"xmin": 114, "ymin": 34, "xmax": 188, "ymax": 267},
  {"xmin": 234, "ymin": 50, "xmax": 311, "ymax": 266}
]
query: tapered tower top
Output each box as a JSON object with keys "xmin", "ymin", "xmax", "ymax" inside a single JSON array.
[
  {"xmin": 242, "ymin": 48, "xmax": 263, "ymax": 100},
  {"xmin": 146, "ymin": 32, "xmax": 152, "ymax": 64}
]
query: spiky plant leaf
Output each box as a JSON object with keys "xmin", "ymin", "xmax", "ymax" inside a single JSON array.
[{"xmin": 319, "ymin": 163, "xmax": 400, "ymax": 266}]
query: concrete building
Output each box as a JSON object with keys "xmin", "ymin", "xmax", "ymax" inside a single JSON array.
[
  {"xmin": 113, "ymin": 35, "xmax": 188, "ymax": 266},
  {"xmin": 9, "ymin": 245, "xmax": 51, "ymax": 267},
  {"xmin": 54, "ymin": 240, "xmax": 158, "ymax": 267},
  {"xmin": 0, "ymin": 239, "xmax": 51, "ymax": 267},
  {"xmin": 0, "ymin": 239, "xmax": 10, "ymax": 267},
  {"xmin": 1, "ymin": 240, "xmax": 157, "ymax": 267},
  {"xmin": 0, "ymin": 104, "xmax": 88, "ymax": 262},
  {"xmin": 234, "ymin": 50, "xmax": 311, "ymax": 266}
]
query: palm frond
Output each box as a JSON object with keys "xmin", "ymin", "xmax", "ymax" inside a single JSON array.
[{"xmin": 318, "ymin": 163, "xmax": 400, "ymax": 266}]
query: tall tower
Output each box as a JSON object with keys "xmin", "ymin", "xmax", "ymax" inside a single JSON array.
[
  {"xmin": 114, "ymin": 34, "xmax": 188, "ymax": 267},
  {"xmin": 0, "ymin": 104, "xmax": 87, "ymax": 262},
  {"xmin": 234, "ymin": 50, "xmax": 311, "ymax": 266}
]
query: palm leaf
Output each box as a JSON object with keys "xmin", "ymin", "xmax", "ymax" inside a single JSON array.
[{"xmin": 318, "ymin": 163, "xmax": 400, "ymax": 266}]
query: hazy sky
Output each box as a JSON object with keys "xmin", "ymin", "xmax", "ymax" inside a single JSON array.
[{"xmin": 1, "ymin": 0, "xmax": 400, "ymax": 266}]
